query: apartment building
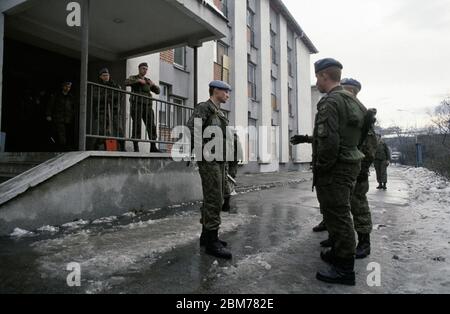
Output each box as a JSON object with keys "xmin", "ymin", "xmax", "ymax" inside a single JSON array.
[{"xmin": 128, "ymin": 0, "xmax": 318, "ymax": 172}]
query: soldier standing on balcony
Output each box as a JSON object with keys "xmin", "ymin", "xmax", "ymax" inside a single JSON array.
[
  {"xmin": 95, "ymin": 68, "xmax": 125, "ymax": 151},
  {"xmin": 125, "ymin": 62, "xmax": 160, "ymax": 153},
  {"xmin": 46, "ymin": 81, "xmax": 76, "ymax": 151}
]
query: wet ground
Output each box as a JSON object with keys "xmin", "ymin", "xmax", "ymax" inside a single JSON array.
[{"xmin": 0, "ymin": 166, "xmax": 449, "ymax": 294}]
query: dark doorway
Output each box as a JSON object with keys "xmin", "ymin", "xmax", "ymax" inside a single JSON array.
[{"xmin": 1, "ymin": 39, "xmax": 80, "ymax": 152}]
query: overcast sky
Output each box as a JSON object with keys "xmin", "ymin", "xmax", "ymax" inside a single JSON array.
[{"xmin": 283, "ymin": 0, "xmax": 450, "ymax": 129}]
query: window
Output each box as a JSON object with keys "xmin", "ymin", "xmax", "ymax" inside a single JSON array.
[
  {"xmin": 214, "ymin": 41, "xmax": 230, "ymax": 83},
  {"xmin": 271, "ymin": 77, "xmax": 277, "ymax": 110},
  {"xmin": 288, "ymin": 46, "xmax": 293, "ymax": 77},
  {"xmin": 288, "ymin": 86, "xmax": 294, "ymax": 116},
  {"xmin": 220, "ymin": 0, "xmax": 229, "ymax": 17},
  {"xmin": 247, "ymin": 7, "xmax": 256, "ymax": 47},
  {"xmin": 174, "ymin": 47, "xmax": 185, "ymax": 68},
  {"xmin": 270, "ymin": 31, "xmax": 277, "ymax": 65},
  {"xmin": 171, "ymin": 97, "xmax": 185, "ymax": 127},
  {"xmin": 248, "ymin": 62, "xmax": 257, "ymax": 100}
]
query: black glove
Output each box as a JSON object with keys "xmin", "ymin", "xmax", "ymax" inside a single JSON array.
[{"xmin": 290, "ymin": 135, "xmax": 310, "ymax": 145}]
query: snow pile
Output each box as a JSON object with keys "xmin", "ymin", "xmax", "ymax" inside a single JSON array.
[
  {"xmin": 37, "ymin": 225, "xmax": 60, "ymax": 233},
  {"xmin": 10, "ymin": 228, "xmax": 35, "ymax": 238},
  {"xmin": 92, "ymin": 216, "xmax": 117, "ymax": 224},
  {"xmin": 61, "ymin": 219, "xmax": 89, "ymax": 229},
  {"xmin": 403, "ymin": 167, "xmax": 450, "ymax": 206}
]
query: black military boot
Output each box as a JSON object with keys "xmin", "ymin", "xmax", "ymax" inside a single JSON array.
[
  {"xmin": 376, "ymin": 183, "xmax": 383, "ymax": 189},
  {"xmin": 133, "ymin": 142, "xmax": 140, "ymax": 153},
  {"xmin": 320, "ymin": 248, "xmax": 336, "ymax": 265},
  {"xmin": 316, "ymin": 256, "xmax": 356, "ymax": 286},
  {"xmin": 204, "ymin": 229, "xmax": 232, "ymax": 260},
  {"xmin": 200, "ymin": 226, "xmax": 227, "ymax": 247},
  {"xmin": 356, "ymin": 233, "xmax": 371, "ymax": 259},
  {"xmin": 382, "ymin": 183, "xmax": 387, "ymax": 190},
  {"xmin": 320, "ymin": 237, "xmax": 334, "ymax": 248},
  {"xmin": 313, "ymin": 220, "xmax": 327, "ymax": 232},
  {"xmin": 222, "ymin": 196, "xmax": 231, "ymax": 212}
]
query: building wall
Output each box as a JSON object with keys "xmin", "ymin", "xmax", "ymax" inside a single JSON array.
[{"xmin": 141, "ymin": 0, "xmax": 316, "ymax": 173}]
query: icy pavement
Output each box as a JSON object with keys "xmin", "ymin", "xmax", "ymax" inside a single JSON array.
[{"xmin": 0, "ymin": 166, "xmax": 449, "ymax": 293}]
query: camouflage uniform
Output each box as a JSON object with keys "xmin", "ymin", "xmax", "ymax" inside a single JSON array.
[
  {"xmin": 374, "ymin": 141, "xmax": 390, "ymax": 184},
  {"xmin": 125, "ymin": 75, "xmax": 160, "ymax": 151},
  {"xmin": 351, "ymin": 127, "xmax": 377, "ymax": 234},
  {"xmin": 187, "ymin": 99, "xmax": 229, "ymax": 231},
  {"xmin": 312, "ymin": 86, "xmax": 366, "ymax": 259},
  {"xmin": 46, "ymin": 91, "xmax": 76, "ymax": 150}
]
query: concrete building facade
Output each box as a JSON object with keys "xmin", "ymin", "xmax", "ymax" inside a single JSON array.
[{"xmin": 131, "ymin": 0, "xmax": 318, "ymax": 172}]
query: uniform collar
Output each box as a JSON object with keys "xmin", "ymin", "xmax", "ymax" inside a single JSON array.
[{"xmin": 328, "ymin": 85, "xmax": 344, "ymax": 94}]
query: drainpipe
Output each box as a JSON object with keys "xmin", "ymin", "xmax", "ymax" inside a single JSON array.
[
  {"xmin": 193, "ymin": 46, "xmax": 198, "ymax": 106},
  {"xmin": 79, "ymin": 0, "xmax": 90, "ymax": 151}
]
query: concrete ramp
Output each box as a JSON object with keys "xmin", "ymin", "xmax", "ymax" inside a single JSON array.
[{"xmin": 0, "ymin": 152, "xmax": 202, "ymax": 235}]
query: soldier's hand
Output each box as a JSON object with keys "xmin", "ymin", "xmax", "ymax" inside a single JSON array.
[
  {"xmin": 290, "ymin": 135, "xmax": 309, "ymax": 145},
  {"xmin": 138, "ymin": 79, "xmax": 146, "ymax": 85}
]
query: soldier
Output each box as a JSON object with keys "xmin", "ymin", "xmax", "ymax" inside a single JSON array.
[
  {"xmin": 125, "ymin": 62, "xmax": 160, "ymax": 153},
  {"xmin": 187, "ymin": 80, "xmax": 233, "ymax": 259},
  {"xmin": 342, "ymin": 78, "xmax": 378, "ymax": 259},
  {"xmin": 46, "ymin": 81, "xmax": 76, "ymax": 151},
  {"xmin": 89, "ymin": 68, "xmax": 124, "ymax": 150},
  {"xmin": 310, "ymin": 58, "xmax": 366, "ymax": 285},
  {"xmin": 374, "ymin": 135, "xmax": 391, "ymax": 190}
]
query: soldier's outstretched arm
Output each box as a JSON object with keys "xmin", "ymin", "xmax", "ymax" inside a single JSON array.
[
  {"xmin": 290, "ymin": 134, "xmax": 313, "ymax": 145},
  {"xmin": 315, "ymin": 101, "xmax": 340, "ymax": 173}
]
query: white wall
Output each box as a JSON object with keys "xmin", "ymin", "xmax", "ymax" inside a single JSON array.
[
  {"xmin": 126, "ymin": 54, "xmax": 160, "ymax": 152},
  {"xmin": 197, "ymin": 41, "xmax": 215, "ymax": 102},
  {"xmin": 231, "ymin": 0, "xmax": 249, "ymax": 161},
  {"xmin": 257, "ymin": 0, "xmax": 272, "ymax": 164},
  {"xmin": 278, "ymin": 15, "xmax": 289, "ymax": 164},
  {"xmin": 295, "ymin": 38, "xmax": 313, "ymax": 163}
]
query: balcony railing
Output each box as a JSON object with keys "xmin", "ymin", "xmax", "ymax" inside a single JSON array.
[{"xmin": 86, "ymin": 81, "xmax": 193, "ymax": 153}]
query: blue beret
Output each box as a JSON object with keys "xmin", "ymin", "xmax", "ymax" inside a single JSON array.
[
  {"xmin": 99, "ymin": 68, "xmax": 109, "ymax": 75},
  {"xmin": 314, "ymin": 58, "xmax": 343, "ymax": 73},
  {"xmin": 209, "ymin": 80, "xmax": 232, "ymax": 91},
  {"xmin": 341, "ymin": 78, "xmax": 362, "ymax": 91}
]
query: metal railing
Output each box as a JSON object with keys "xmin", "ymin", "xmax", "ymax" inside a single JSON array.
[{"xmin": 86, "ymin": 81, "xmax": 193, "ymax": 153}]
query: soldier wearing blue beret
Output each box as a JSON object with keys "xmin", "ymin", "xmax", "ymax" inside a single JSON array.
[
  {"xmin": 187, "ymin": 80, "xmax": 233, "ymax": 260},
  {"xmin": 209, "ymin": 80, "xmax": 232, "ymax": 91},
  {"xmin": 314, "ymin": 58, "xmax": 343, "ymax": 73},
  {"xmin": 341, "ymin": 78, "xmax": 362, "ymax": 93},
  {"xmin": 292, "ymin": 58, "xmax": 368, "ymax": 285}
]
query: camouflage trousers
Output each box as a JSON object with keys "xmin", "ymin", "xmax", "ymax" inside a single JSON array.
[
  {"xmin": 351, "ymin": 175, "xmax": 373, "ymax": 234},
  {"xmin": 316, "ymin": 162, "xmax": 361, "ymax": 259},
  {"xmin": 374, "ymin": 160, "xmax": 388, "ymax": 183},
  {"xmin": 198, "ymin": 161, "xmax": 226, "ymax": 231}
]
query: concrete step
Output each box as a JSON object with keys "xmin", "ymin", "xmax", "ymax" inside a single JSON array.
[{"xmin": 0, "ymin": 153, "xmax": 61, "ymax": 183}]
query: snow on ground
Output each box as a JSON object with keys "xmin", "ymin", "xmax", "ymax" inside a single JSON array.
[
  {"xmin": 388, "ymin": 166, "xmax": 450, "ymax": 293},
  {"xmin": 31, "ymin": 211, "xmax": 256, "ymax": 293},
  {"xmin": 9, "ymin": 228, "xmax": 35, "ymax": 238}
]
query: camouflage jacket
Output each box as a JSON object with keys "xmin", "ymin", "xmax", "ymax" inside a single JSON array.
[
  {"xmin": 125, "ymin": 75, "xmax": 160, "ymax": 96},
  {"xmin": 187, "ymin": 99, "xmax": 229, "ymax": 161},
  {"xmin": 312, "ymin": 86, "xmax": 366, "ymax": 174},
  {"xmin": 375, "ymin": 141, "xmax": 391, "ymax": 161}
]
